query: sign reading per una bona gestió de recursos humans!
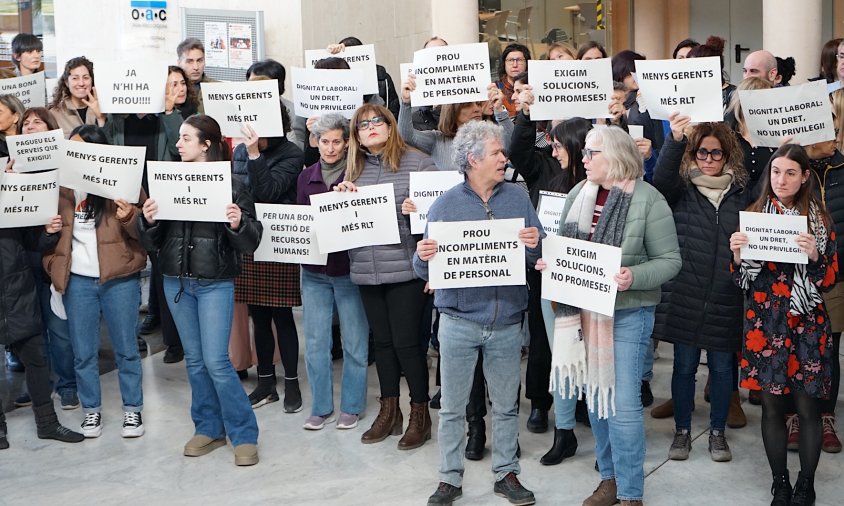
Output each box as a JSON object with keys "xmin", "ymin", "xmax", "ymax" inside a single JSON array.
[
  {"xmin": 146, "ymin": 161, "xmax": 233, "ymax": 223},
  {"xmin": 739, "ymin": 211, "xmax": 808, "ymax": 264},
  {"xmin": 426, "ymin": 218, "xmax": 526, "ymax": 289},
  {"xmin": 0, "ymin": 170, "xmax": 59, "ymax": 228},
  {"xmin": 309, "ymin": 183, "xmax": 400, "ymax": 254},
  {"xmin": 541, "ymin": 236, "xmax": 622, "ymax": 317},
  {"xmin": 0, "ymin": 72, "xmax": 46, "ymax": 107},
  {"xmin": 252, "ymin": 203, "xmax": 327, "ymax": 266}
]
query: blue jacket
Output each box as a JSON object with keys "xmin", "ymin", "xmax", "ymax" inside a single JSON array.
[{"xmin": 413, "ymin": 180, "xmax": 544, "ymax": 326}]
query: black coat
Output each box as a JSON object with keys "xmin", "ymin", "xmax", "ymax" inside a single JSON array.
[
  {"xmin": 232, "ymin": 137, "xmax": 304, "ymax": 205},
  {"xmin": 0, "ymin": 227, "xmax": 57, "ymax": 345},
  {"xmin": 651, "ymin": 135, "xmax": 750, "ymax": 352},
  {"xmin": 810, "ymin": 150, "xmax": 844, "ymax": 280},
  {"xmin": 139, "ymin": 180, "xmax": 262, "ymax": 280},
  {"xmin": 508, "ymin": 111, "xmax": 568, "ymax": 207}
]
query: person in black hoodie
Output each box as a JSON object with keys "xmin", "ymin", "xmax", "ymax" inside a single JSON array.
[{"xmin": 140, "ymin": 114, "xmax": 262, "ymax": 466}]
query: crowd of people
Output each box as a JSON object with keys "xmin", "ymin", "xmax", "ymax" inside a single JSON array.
[{"xmin": 0, "ymin": 28, "xmax": 843, "ymax": 506}]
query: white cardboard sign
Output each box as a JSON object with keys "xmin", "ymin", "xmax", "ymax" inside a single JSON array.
[
  {"xmin": 0, "ymin": 72, "xmax": 46, "ymax": 107},
  {"xmin": 427, "ymin": 218, "xmax": 526, "ymax": 289},
  {"xmin": 739, "ymin": 81, "xmax": 835, "ymax": 147},
  {"xmin": 291, "ymin": 67, "xmax": 365, "ymax": 120},
  {"xmin": 529, "ymin": 59, "xmax": 613, "ymax": 120},
  {"xmin": 7, "ymin": 129, "xmax": 64, "ymax": 173},
  {"xmin": 201, "ymin": 80, "xmax": 284, "ymax": 137},
  {"xmin": 146, "ymin": 161, "xmax": 233, "ymax": 222},
  {"xmin": 96, "ymin": 61, "xmax": 167, "ymax": 114},
  {"xmin": 633, "ymin": 57, "xmax": 723, "ymax": 122},
  {"xmin": 310, "ymin": 183, "xmax": 399, "ymax": 253},
  {"xmin": 739, "ymin": 211, "xmax": 808, "ymax": 264},
  {"xmin": 411, "ymin": 43, "xmax": 491, "ymax": 107},
  {"xmin": 253, "ymin": 203, "xmax": 327, "ymax": 265},
  {"xmin": 537, "ymin": 191, "xmax": 566, "ymax": 235},
  {"xmin": 60, "ymin": 143, "xmax": 145, "ymax": 203},
  {"xmin": 0, "ymin": 170, "xmax": 59, "ymax": 228},
  {"xmin": 409, "ymin": 171, "xmax": 463, "ymax": 234},
  {"xmin": 541, "ymin": 236, "xmax": 622, "ymax": 317},
  {"xmin": 305, "ymin": 44, "xmax": 379, "ymax": 95}
]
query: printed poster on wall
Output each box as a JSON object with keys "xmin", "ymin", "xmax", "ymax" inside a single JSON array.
[
  {"xmin": 204, "ymin": 21, "xmax": 228, "ymax": 68},
  {"xmin": 228, "ymin": 23, "xmax": 254, "ymax": 70}
]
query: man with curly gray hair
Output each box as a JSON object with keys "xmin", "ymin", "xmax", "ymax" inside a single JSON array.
[{"xmin": 413, "ymin": 120, "xmax": 544, "ymax": 506}]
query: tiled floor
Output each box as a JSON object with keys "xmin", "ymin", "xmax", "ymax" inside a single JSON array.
[{"xmin": 1, "ymin": 310, "xmax": 842, "ymax": 506}]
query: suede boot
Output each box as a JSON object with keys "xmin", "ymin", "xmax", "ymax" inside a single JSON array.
[
  {"xmin": 398, "ymin": 401, "xmax": 431, "ymax": 450},
  {"xmin": 34, "ymin": 403, "xmax": 84, "ymax": 443},
  {"xmin": 465, "ymin": 417, "xmax": 486, "ymax": 460},
  {"xmin": 361, "ymin": 397, "xmax": 402, "ymax": 443},
  {"xmin": 726, "ymin": 391, "xmax": 747, "ymax": 428},
  {"xmin": 540, "ymin": 428, "xmax": 578, "ymax": 465}
]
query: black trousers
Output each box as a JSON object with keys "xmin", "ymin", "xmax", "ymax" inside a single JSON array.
[
  {"xmin": 8, "ymin": 334, "xmax": 52, "ymax": 408},
  {"xmin": 150, "ymin": 254, "xmax": 182, "ymax": 350},
  {"xmin": 359, "ymin": 279, "xmax": 429, "ymax": 403},
  {"xmin": 525, "ymin": 268, "xmax": 552, "ymax": 410}
]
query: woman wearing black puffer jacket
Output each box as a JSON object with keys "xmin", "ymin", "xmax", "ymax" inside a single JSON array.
[
  {"xmin": 651, "ymin": 113, "xmax": 751, "ymax": 464},
  {"xmin": 139, "ymin": 114, "xmax": 263, "ymax": 467}
]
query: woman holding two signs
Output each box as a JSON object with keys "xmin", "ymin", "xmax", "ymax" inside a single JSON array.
[{"xmin": 729, "ymin": 144, "xmax": 837, "ymax": 506}]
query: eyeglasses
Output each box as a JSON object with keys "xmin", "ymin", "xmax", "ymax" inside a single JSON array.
[
  {"xmin": 695, "ymin": 148, "xmax": 724, "ymax": 161},
  {"xmin": 357, "ymin": 116, "xmax": 386, "ymax": 130},
  {"xmin": 836, "ymin": 52, "xmax": 844, "ymax": 60},
  {"xmin": 582, "ymin": 148, "xmax": 602, "ymax": 161},
  {"xmin": 505, "ymin": 57, "xmax": 526, "ymax": 65}
]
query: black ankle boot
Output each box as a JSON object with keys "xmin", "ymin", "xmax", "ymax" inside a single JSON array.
[
  {"xmin": 540, "ymin": 428, "xmax": 578, "ymax": 465},
  {"xmin": 0, "ymin": 419, "xmax": 8, "ymax": 450},
  {"xmin": 284, "ymin": 377, "xmax": 302, "ymax": 413},
  {"xmin": 771, "ymin": 470, "xmax": 792, "ymax": 506},
  {"xmin": 791, "ymin": 471, "xmax": 815, "ymax": 506},
  {"xmin": 464, "ymin": 418, "xmax": 486, "ymax": 460},
  {"xmin": 248, "ymin": 375, "xmax": 279, "ymax": 408},
  {"xmin": 33, "ymin": 403, "xmax": 84, "ymax": 443}
]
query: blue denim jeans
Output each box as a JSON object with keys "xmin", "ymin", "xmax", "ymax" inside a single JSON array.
[
  {"xmin": 301, "ymin": 269, "xmax": 369, "ymax": 417},
  {"xmin": 164, "ymin": 277, "xmax": 258, "ymax": 446},
  {"xmin": 672, "ymin": 343, "xmax": 733, "ymax": 431},
  {"xmin": 438, "ymin": 313, "xmax": 523, "ymax": 487},
  {"xmin": 541, "ymin": 299, "xmax": 577, "ymax": 430},
  {"xmin": 64, "ymin": 273, "xmax": 143, "ymax": 413},
  {"xmin": 589, "ymin": 306, "xmax": 655, "ymax": 502},
  {"xmin": 36, "ymin": 278, "xmax": 76, "ymax": 396}
]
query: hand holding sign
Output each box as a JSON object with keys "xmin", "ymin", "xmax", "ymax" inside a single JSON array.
[
  {"xmin": 45, "ymin": 214, "xmax": 62, "ymax": 234},
  {"xmin": 668, "ymin": 111, "xmax": 692, "ymax": 142},
  {"xmin": 142, "ymin": 198, "xmax": 158, "ymax": 225},
  {"xmin": 417, "ymin": 237, "xmax": 437, "ymax": 262},
  {"xmin": 518, "ymin": 226, "xmax": 540, "ymax": 249},
  {"xmin": 226, "ymin": 203, "xmax": 242, "ymax": 230},
  {"xmin": 796, "ymin": 232, "xmax": 820, "ymax": 262},
  {"xmin": 401, "ymin": 74, "xmax": 415, "ymax": 104},
  {"xmin": 488, "ymin": 83, "xmax": 505, "ymax": 114},
  {"xmin": 518, "ymin": 84, "xmax": 534, "ymax": 114},
  {"xmin": 114, "ymin": 199, "xmax": 134, "ymax": 221}
]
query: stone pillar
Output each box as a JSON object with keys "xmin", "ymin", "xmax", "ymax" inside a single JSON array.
[
  {"xmin": 431, "ymin": 0, "xmax": 478, "ymax": 45},
  {"xmin": 633, "ymin": 0, "xmax": 666, "ymax": 59},
  {"xmin": 763, "ymin": 0, "xmax": 822, "ymax": 84}
]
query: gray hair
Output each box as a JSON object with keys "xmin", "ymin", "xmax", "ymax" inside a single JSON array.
[
  {"xmin": 452, "ymin": 120, "xmax": 504, "ymax": 174},
  {"xmin": 585, "ymin": 125, "xmax": 643, "ymax": 181},
  {"xmin": 311, "ymin": 113, "xmax": 350, "ymax": 140}
]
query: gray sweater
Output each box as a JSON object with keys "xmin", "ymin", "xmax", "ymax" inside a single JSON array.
[
  {"xmin": 348, "ymin": 148, "xmax": 437, "ymax": 285},
  {"xmin": 397, "ymin": 101, "xmax": 514, "ymax": 171}
]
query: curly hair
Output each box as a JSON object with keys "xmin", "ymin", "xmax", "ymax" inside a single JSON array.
[{"xmin": 681, "ymin": 122, "xmax": 748, "ymax": 187}]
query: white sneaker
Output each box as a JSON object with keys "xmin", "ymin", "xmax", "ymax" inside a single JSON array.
[
  {"xmin": 121, "ymin": 412, "xmax": 144, "ymax": 438},
  {"xmin": 81, "ymin": 412, "xmax": 102, "ymax": 438}
]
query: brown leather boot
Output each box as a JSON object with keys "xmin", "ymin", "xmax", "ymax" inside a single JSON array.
[
  {"xmin": 619, "ymin": 501, "xmax": 642, "ymax": 506},
  {"xmin": 361, "ymin": 397, "xmax": 402, "ymax": 444},
  {"xmin": 582, "ymin": 479, "xmax": 619, "ymax": 506},
  {"xmin": 650, "ymin": 398, "xmax": 673, "ymax": 419},
  {"xmin": 398, "ymin": 401, "xmax": 431, "ymax": 450},
  {"xmin": 726, "ymin": 391, "xmax": 747, "ymax": 428}
]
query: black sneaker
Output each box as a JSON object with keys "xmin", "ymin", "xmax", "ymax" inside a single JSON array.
[
  {"xmin": 14, "ymin": 392, "xmax": 32, "ymax": 408},
  {"xmin": 493, "ymin": 472, "xmax": 535, "ymax": 505},
  {"xmin": 81, "ymin": 412, "xmax": 102, "ymax": 438},
  {"xmin": 163, "ymin": 347, "xmax": 184, "ymax": 364},
  {"xmin": 427, "ymin": 482, "xmax": 462, "ymax": 506},
  {"xmin": 122, "ymin": 411, "xmax": 144, "ymax": 438},
  {"xmin": 641, "ymin": 381, "xmax": 654, "ymax": 407},
  {"xmin": 139, "ymin": 314, "xmax": 160, "ymax": 335},
  {"xmin": 137, "ymin": 337, "xmax": 148, "ymax": 352}
]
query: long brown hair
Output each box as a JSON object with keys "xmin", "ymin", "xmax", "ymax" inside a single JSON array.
[
  {"xmin": 746, "ymin": 144, "xmax": 831, "ymax": 232},
  {"xmin": 168, "ymin": 65, "xmax": 199, "ymax": 111},
  {"xmin": 682, "ymin": 122, "xmax": 748, "ymax": 186},
  {"xmin": 438, "ymin": 102, "xmax": 483, "ymax": 138},
  {"xmin": 50, "ymin": 56, "xmax": 94, "ymax": 110},
  {"xmin": 346, "ymin": 104, "xmax": 406, "ymax": 181}
]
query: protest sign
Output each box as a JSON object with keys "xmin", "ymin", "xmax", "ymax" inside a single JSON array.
[
  {"xmin": 7, "ymin": 129, "xmax": 64, "ymax": 173},
  {"xmin": 146, "ymin": 161, "xmax": 232, "ymax": 222},
  {"xmin": 0, "ymin": 72, "xmax": 46, "ymax": 107},
  {"xmin": 400, "ymin": 63, "xmax": 414, "ymax": 81},
  {"xmin": 541, "ymin": 235, "xmax": 621, "ymax": 316},
  {"xmin": 96, "ymin": 61, "xmax": 167, "ymax": 114},
  {"xmin": 634, "ymin": 57, "xmax": 723, "ymax": 122},
  {"xmin": 529, "ymin": 59, "xmax": 613, "ymax": 120},
  {"xmin": 739, "ymin": 81, "xmax": 835, "ymax": 147},
  {"xmin": 411, "ymin": 43, "xmax": 491, "ymax": 107},
  {"xmin": 305, "ymin": 44, "xmax": 378, "ymax": 95},
  {"xmin": 60, "ymin": 143, "xmax": 145, "ymax": 202},
  {"xmin": 739, "ymin": 211, "xmax": 808, "ymax": 264},
  {"xmin": 201, "ymin": 80, "xmax": 284, "ymax": 137},
  {"xmin": 537, "ymin": 191, "xmax": 566, "ymax": 235},
  {"xmin": 310, "ymin": 183, "xmax": 399, "ymax": 253},
  {"xmin": 291, "ymin": 67, "xmax": 365, "ymax": 120},
  {"xmin": 628, "ymin": 124, "xmax": 644, "ymax": 139},
  {"xmin": 253, "ymin": 203, "xmax": 327, "ymax": 265},
  {"xmin": 409, "ymin": 171, "xmax": 463, "ymax": 233},
  {"xmin": 427, "ymin": 218, "xmax": 526, "ymax": 289},
  {"xmin": 0, "ymin": 170, "xmax": 59, "ymax": 228}
]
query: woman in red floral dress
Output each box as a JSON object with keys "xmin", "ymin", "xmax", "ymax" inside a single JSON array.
[{"xmin": 730, "ymin": 144, "xmax": 837, "ymax": 506}]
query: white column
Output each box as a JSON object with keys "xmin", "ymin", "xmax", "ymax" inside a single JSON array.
[
  {"xmin": 633, "ymin": 0, "xmax": 666, "ymax": 59},
  {"xmin": 431, "ymin": 0, "xmax": 478, "ymax": 45},
  {"xmin": 763, "ymin": 0, "xmax": 822, "ymax": 84}
]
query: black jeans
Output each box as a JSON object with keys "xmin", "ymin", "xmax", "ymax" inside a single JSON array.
[
  {"xmin": 151, "ymin": 254, "xmax": 182, "ymax": 350},
  {"xmin": 250, "ymin": 305, "xmax": 298, "ymax": 379},
  {"xmin": 525, "ymin": 268, "xmax": 552, "ymax": 410},
  {"xmin": 9, "ymin": 334, "xmax": 52, "ymax": 408},
  {"xmin": 359, "ymin": 279, "xmax": 429, "ymax": 403}
]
